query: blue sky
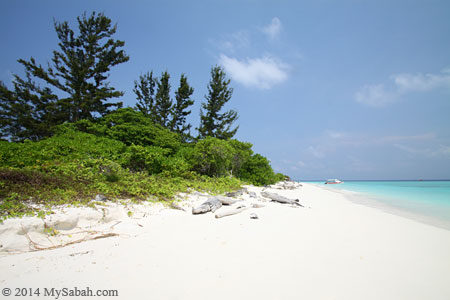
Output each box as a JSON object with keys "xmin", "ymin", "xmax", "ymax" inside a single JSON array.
[{"xmin": 2, "ymin": 0, "xmax": 450, "ymax": 180}]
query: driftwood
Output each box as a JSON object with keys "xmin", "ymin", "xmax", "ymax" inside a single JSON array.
[
  {"xmin": 214, "ymin": 203, "xmax": 265, "ymax": 219},
  {"xmin": 192, "ymin": 198, "xmax": 222, "ymax": 214},
  {"xmin": 216, "ymin": 196, "xmax": 239, "ymax": 206},
  {"xmin": 226, "ymin": 188, "xmax": 247, "ymax": 197},
  {"xmin": 215, "ymin": 206, "xmax": 249, "ymax": 219},
  {"xmin": 260, "ymin": 191, "xmax": 304, "ymax": 207},
  {"xmin": 23, "ymin": 227, "xmax": 119, "ymax": 252},
  {"xmin": 170, "ymin": 202, "xmax": 186, "ymax": 212}
]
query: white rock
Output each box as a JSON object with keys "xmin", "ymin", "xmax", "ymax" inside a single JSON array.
[
  {"xmin": 45, "ymin": 212, "xmax": 79, "ymax": 231},
  {"xmin": 102, "ymin": 207, "xmax": 127, "ymax": 223}
]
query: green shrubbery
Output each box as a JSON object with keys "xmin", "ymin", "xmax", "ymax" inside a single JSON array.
[
  {"xmin": 0, "ymin": 110, "xmax": 284, "ymax": 220},
  {"xmin": 71, "ymin": 108, "xmax": 181, "ymax": 152}
]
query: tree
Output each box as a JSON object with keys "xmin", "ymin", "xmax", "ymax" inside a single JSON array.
[
  {"xmin": 154, "ymin": 71, "xmax": 172, "ymax": 128},
  {"xmin": 134, "ymin": 71, "xmax": 156, "ymax": 118},
  {"xmin": 170, "ymin": 74, "xmax": 194, "ymax": 140},
  {"xmin": 0, "ymin": 73, "xmax": 61, "ymax": 141},
  {"xmin": 0, "ymin": 11, "xmax": 129, "ymax": 140},
  {"xmin": 198, "ymin": 66, "xmax": 238, "ymax": 140}
]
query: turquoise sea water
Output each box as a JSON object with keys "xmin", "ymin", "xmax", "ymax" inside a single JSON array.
[{"xmin": 305, "ymin": 181, "xmax": 450, "ymax": 230}]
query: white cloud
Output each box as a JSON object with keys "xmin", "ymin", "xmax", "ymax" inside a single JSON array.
[
  {"xmin": 326, "ymin": 130, "xmax": 349, "ymax": 139},
  {"xmin": 393, "ymin": 72, "xmax": 450, "ymax": 92},
  {"xmin": 433, "ymin": 145, "xmax": 450, "ymax": 157},
  {"xmin": 262, "ymin": 17, "xmax": 282, "ymax": 39},
  {"xmin": 355, "ymin": 84, "xmax": 398, "ymax": 107},
  {"xmin": 297, "ymin": 160, "xmax": 307, "ymax": 167},
  {"xmin": 355, "ymin": 69, "xmax": 450, "ymax": 107},
  {"xmin": 380, "ymin": 133, "xmax": 436, "ymax": 142},
  {"xmin": 308, "ymin": 146, "xmax": 325, "ymax": 158},
  {"xmin": 219, "ymin": 54, "xmax": 289, "ymax": 89}
]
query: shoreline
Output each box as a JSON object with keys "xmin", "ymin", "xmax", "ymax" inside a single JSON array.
[
  {"xmin": 1, "ymin": 182, "xmax": 450, "ymax": 299},
  {"xmin": 312, "ymin": 183, "xmax": 450, "ymax": 231}
]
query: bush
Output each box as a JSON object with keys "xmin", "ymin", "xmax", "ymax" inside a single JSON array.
[
  {"xmin": 191, "ymin": 137, "xmax": 234, "ymax": 177},
  {"xmin": 124, "ymin": 145, "xmax": 170, "ymax": 174},
  {"xmin": 0, "ymin": 129, "xmax": 127, "ymax": 170},
  {"xmin": 228, "ymin": 139, "xmax": 253, "ymax": 176},
  {"xmin": 238, "ymin": 153, "xmax": 279, "ymax": 186},
  {"xmin": 160, "ymin": 156, "xmax": 191, "ymax": 177},
  {"xmin": 69, "ymin": 108, "xmax": 181, "ymax": 153}
]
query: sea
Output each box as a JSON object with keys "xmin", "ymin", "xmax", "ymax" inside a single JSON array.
[{"xmin": 303, "ymin": 180, "xmax": 450, "ymax": 230}]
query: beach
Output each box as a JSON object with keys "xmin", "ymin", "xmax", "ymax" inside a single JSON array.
[{"xmin": 1, "ymin": 183, "xmax": 450, "ymax": 300}]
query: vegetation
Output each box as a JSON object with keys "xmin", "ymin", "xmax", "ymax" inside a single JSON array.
[
  {"xmin": 0, "ymin": 12, "xmax": 129, "ymax": 141},
  {"xmin": 134, "ymin": 71, "xmax": 156, "ymax": 118},
  {"xmin": 0, "ymin": 12, "xmax": 286, "ymax": 221},
  {"xmin": 171, "ymin": 74, "xmax": 195, "ymax": 140},
  {"xmin": 198, "ymin": 66, "xmax": 239, "ymax": 140}
]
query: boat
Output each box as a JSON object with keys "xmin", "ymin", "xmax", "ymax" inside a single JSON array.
[{"xmin": 324, "ymin": 179, "xmax": 343, "ymax": 184}]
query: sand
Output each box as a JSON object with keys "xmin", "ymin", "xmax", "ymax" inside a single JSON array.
[{"xmin": 1, "ymin": 183, "xmax": 450, "ymax": 300}]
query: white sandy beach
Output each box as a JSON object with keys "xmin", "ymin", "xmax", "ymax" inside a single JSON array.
[{"xmin": 1, "ymin": 183, "xmax": 450, "ymax": 300}]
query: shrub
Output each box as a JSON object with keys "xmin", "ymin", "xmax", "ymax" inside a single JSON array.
[
  {"xmin": 71, "ymin": 108, "xmax": 181, "ymax": 153},
  {"xmin": 238, "ymin": 153, "xmax": 279, "ymax": 186},
  {"xmin": 228, "ymin": 139, "xmax": 253, "ymax": 176},
  {"xmin": 0, "ymin": 130, "xmax": 127, "ymax": 170},
  {"xmin": 124, "ymin": 145, "xmax": 170, "ymax": 174},
  {"xmin": 191, "ymin": 137, "xmax": 234, "ymax": 177}
]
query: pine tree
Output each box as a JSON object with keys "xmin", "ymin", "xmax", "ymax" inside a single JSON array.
[
  {"xmin": 134, "ymin": 71, "xmax": 156, "ymax": 118},
  {"xmin": 154, "ymin": 71, "xmax": 173, "ymax": 128},
  {"xmin": 0, "ymin": 11, "xmax": 129, "ymax": 140},
  {"xmin": 198, "ymin": 66, "xmax": 238, "ymax": 140},
  {"xmin": 0, "ymin": 73, "xmax": 60, "ymax": 141},
  {"xmin": 170, "ymin": 74, "xmax": 194, "ymax": 140}
]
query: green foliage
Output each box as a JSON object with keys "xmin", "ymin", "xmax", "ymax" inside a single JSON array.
[
  {"xmin": 125, "ymin": 145, "xmax": 170, "ymax": 174},
  {"xmin": 0, "ymin": 129, "xmax": 249, "ymax": 219},
  {"xmin": 198, "ymin": 66, "xmax": 238, "ymax": 140},
  {"xmin": 20, "ymin": 11, "xmax": 129, "ymax": 122},
  {"xmin": 0, "ymin": 76, "xmax": 59, "ymax": 141},
  {"xmin": 0, "ymin": 130, "xmax": 127, "ymax": 170},
  {"xmin": 191, "ymin": 137, "xmax": 234, "ymax": 177},
  {"xmin": 238, "ymin": 154, "xmax": 279, "ymax": 186},
  {"xmin": 0, "ymin": 191, "xmax": 35, "ymax": 220},
  {"xmin": 0, "ymin": 12, "xmax": 129, "ymax": 142},
  {"xmin": 72, "ymin": 108, "xmax": 181, "ymax": 152},
  {"xmin": 171, "ymin": 74, "xmax": 194, "ymax": 140},
  {"xmin": 134, "ymin": 71, "xmax": 156, "ymax": 118},
  {"xmin": 154, "ymin": 71, "xmax": 173, "ymax": 128},
  {"xmin": 228, "ymin": 139, "xmax": 253, "ymax": 176}
]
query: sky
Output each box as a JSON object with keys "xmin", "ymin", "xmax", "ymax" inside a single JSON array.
[{"xmin": 1, "ymin": 0, "xmax": 450, "ymax": 180}]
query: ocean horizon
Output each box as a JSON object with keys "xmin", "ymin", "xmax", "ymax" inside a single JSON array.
[{"xmin": 303, "ymin": 180, "xmax": 450, "ymax": 230}]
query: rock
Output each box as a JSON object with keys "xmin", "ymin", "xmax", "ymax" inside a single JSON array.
[
  {"xmin": 248, "ymin": 192, "xmax": 257, "ymax": 198},
  {"xmin": 77, "ymin": 210, "xmax": 103, "ymax": 227},
  {"xmin": 102, "ymin": 207, "xmax": 127, "ymax": 223},
  {"xmin": 249, "ymin": 213, "xmax": 259, "ymax": 219},
  {"xmin": 19, "ymin": 218, "xmax": 46, "ymax": 235},
  {"xmin": 45, "ymin": 213, "xmax": 79, "ymax": 230},
  {"xmin": 95, "ymin": 194, "xmax": 107, "ymax": 202}
]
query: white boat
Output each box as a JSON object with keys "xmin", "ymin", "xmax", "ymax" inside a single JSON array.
[{"xmin": 324, "ymin": 179, "xmax": 343, "ymax": 184}]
